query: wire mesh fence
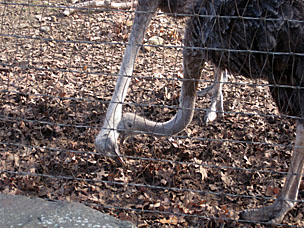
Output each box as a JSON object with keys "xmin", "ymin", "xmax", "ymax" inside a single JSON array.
[{"xmin": 0, "ymin": 1, "xmax": 303, "ymax": 227}]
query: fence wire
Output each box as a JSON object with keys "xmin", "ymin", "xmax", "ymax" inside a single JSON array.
[{"xmin": 0, "ymin": 1, "xmax": 303, "ymax": 227}]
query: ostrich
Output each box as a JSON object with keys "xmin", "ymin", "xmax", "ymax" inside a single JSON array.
[{"xmin": 95, "ymin": 0, "xmax": 304, "ymax": 224}]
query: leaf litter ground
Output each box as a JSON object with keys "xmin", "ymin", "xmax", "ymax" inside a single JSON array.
[{"xmin": 0, "ymin": 1, "xmax": 303, "ymax": 227}]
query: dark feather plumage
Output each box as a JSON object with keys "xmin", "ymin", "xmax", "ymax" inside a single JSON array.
[{"xmin": 182, "ymin": 0, "xmax": 304, "ymax": 118}]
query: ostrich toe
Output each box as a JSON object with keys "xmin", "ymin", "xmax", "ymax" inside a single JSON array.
[{"xmin": 240, "ymin": 199, "xmax": 295, "ymax": 224}]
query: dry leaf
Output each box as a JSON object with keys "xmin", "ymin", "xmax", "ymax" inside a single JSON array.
[
  {"xmin": 126, "ymin": 20, "xmax": 133, "ymax": 27},
  {"xmin": 198, "ymin": 166, "xmax": 208, "ymax": 181},
  {"xmin": 158, "ymin": 216, "xmax": 179, "ymax": 225}
]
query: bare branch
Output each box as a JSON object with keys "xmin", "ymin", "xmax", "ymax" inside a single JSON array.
[{"xmin": 63, "ymin": 0, "xmax": 138, "ymax": 16}]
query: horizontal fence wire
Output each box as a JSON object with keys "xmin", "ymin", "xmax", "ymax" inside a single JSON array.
[
  {"xmin": 0, "ymin": 169, "xmax": 288, "ymax": 201},
  {"xmin": 0, "ymin": 89, "xmax": 302, "ymax": 121},
  {"xmin": 1, "ymin": 55, "xmax": 304, "ymax": 91},
  {"xmin": 1, "ymin": 168, "xmax": 303, "ymax": 227},
  {"xmin": 2, "ymin": 1, "xmax": 304, "ymax": 24},
  {"xmin": 1, "ymin": 32, "xmax": 304, "ymax": 58},
  {"xmin": 0, "ymin": 1, "xmax": 304, "ymax": 227},
  {"xmin": 0, "ymin": 170, "xmax": 302, "ymax": 228},
  {"xmin": 0, "ymin": 140, "xmax": 302, "ymax": 177},
  {"xmin": 0, "ymin": 113, "xmax": 302, "ymax": 150}
]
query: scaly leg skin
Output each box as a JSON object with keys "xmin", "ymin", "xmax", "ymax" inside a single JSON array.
[
  {"xmin": 204, "ymin": 68, "xmax": 227, "ymax": 123},
  {"xmin": 240, "ymin": 121, "xmax": 304, "ymax": 224}
]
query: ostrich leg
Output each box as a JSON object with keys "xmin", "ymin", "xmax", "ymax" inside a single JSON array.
[
  {"xmin": 95, "ymin": 0, "xmax": 161, "ymax": 164},
  {"xmin": 240, "ymin": 120, "xmax": 304, "ymax": 223},
  {"xmin": 203, "ymin": 68, "xmax": 227, "ymax": 123},
  {"xmin": 118, "ymin": 40, "xmax": 204, "ymax": 141}
]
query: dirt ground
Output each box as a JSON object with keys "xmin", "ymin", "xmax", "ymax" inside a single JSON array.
[{"xmin": 0, "ymin": 1, "xmax": 303, "ymax": 227}]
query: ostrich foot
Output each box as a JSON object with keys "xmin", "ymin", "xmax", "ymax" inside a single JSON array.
[
  {"xmin": 95, "ymin": 130, "xmax": 125, "ymax": 165},
  {"xmin": 204, "ymin": 99, "xmax": 224, "ymax": 123},
  {"xmin": 204, "ymin": 109, "xmax": 219, "ymax": 123},
  {"xmin": 197, "ymin": 84, "xmax": 224, "ymax": 123},
  {"xmin": 240, "ymin": 199, "xmax": 295, "ymax": 224}
]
